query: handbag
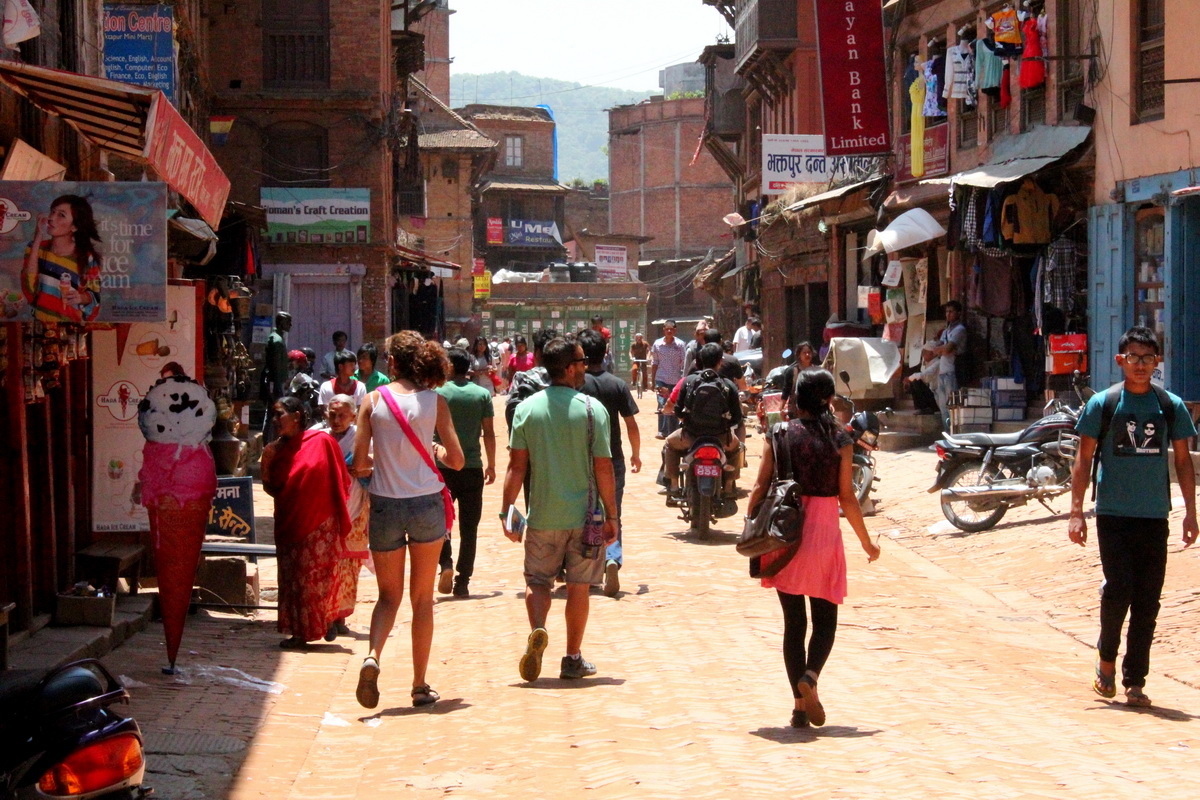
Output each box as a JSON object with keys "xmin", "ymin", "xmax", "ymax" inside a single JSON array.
[
  {"xmin": 582, "ymin": 397, "xmax": 606, "ymax": 552},
  {"xmin": 376, "ymin": 387, "xmax": 456, "ymax": 534},
  {"xmin": 737, "ymin": 422, "xmax": 805, "ymax": 578}
]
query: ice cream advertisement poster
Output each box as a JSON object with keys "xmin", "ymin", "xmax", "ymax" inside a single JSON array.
[
  {"xmin": 91, "ymin": 283, "xmax": 199, "ymax": 532},
  {"xmin": 0, "ymin": 181, "xmax": 168, "ymax": 323}
]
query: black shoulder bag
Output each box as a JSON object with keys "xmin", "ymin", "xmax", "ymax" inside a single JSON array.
[{"xmin": 737, "ymin": 422, "xmax": 805, "ymax": 578}]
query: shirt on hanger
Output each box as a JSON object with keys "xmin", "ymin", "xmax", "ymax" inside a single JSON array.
[
  {"xmin": 990, "ymin": 8, "xmax": 1022, "ymax": 45},
  {"xmin": 1001, "ymin": 180, "xmax": 1060, "ymax": 245}
]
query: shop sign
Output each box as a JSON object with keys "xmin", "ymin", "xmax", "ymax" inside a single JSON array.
[
  {"xmin": 207, "ymin": 476, "xmax": 255, "ymax": 539},
  {"xmin": 260, "ymin": 188, "xmax": 370, "ymax": 244},
  {"xmin": 761, "ymin": 134, "xmax": 880, "ymax": 194},
  {"xmin": 486, "ymin": 217, "xmax": 504, "ymax": 245},
  {"xmin": 103, "ymin": 4, "xmax": 176, "ymax": 101},
  {"xmin": 813, "ymin": 0, "xmax": 891, "ymax": 156},
  {"xmin": 473, "ymin": 270, "xmax": 491, "ymax": 300},
  {"xmin": 472, "ymin": 257, "xmax": 486, "ymax": 276},
  {"xmin": 594, "ymin": 244, "xmax": 628, "ymax": 281},
  {"xmin": 0, "ymin": 181, "xmax": 168, "ymax": 323},
  {"xmin": 91, "ymin": 283, "xmax": 200, "ymax": 532},
  {"xmin": 895, "ymin": 123, "xmax": 950, "ymax": 183},
  {"xmin": 507, "ymin": 219, "xmax": 561, "ymax": 247},
  {"xmin": 144, "ymin": 94, "xmax": 230, "ymax": 229}
]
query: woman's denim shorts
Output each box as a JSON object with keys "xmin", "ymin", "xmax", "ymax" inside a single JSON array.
[{"xmin": 368, "ymin": 492, "xmax": 446, "ymax": 552}]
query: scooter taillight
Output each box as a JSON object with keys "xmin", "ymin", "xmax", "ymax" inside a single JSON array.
[
  {"xmin": 37, "ymin": 733, "xmax": 143, "ymax": 796},
  {"xmin": 935, "ymin": 444, "xmax": 946, "ymax": 460},
  {"xmin": 694, "ymin": 446, "xmax": 723, "ymax": 461}
]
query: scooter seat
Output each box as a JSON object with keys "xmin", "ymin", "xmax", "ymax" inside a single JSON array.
[{"xmin": 942, "ymin": 431, "xmax": 1023, "ymax": 447}]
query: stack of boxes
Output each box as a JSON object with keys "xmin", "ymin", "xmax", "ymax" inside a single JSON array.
[
  {"xmin": 949, "ymin": 387, "xmax": 993, "ymax": 431},
  {"xmin": 984, "ymin": 376, "xmax": 1026, "ymax": 422}
]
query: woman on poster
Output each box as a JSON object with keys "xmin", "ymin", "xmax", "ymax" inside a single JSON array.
[{"xmin": 22, "ymin": 194, "xmax": 102, "ymax": 323}]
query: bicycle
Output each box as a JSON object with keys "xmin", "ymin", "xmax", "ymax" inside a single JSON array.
[{"xmin": 631, "ymin": 359, "xmax": 649, "ymax": 399}]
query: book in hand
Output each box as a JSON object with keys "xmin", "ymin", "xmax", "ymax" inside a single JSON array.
[{"xmin": 505, "ymin": 504, "xmax": 527, "ymax": 540}]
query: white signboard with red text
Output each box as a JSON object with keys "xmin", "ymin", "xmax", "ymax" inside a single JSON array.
[{"xmin": 594, "ymin": 244, "xmax": 628, "ymax": 282}]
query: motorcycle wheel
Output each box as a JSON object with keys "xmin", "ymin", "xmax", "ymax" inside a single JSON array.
[
  {"xmin": 691, "ymin": 491, "xmax": 712, "ymax": 538},
  {"xmin": 851, "ymin": 460, "xmax": 874, "ymax": 506},
  {"xmin": 940, "ymin": 462, "xmax": 1008, "ymax": 532}
]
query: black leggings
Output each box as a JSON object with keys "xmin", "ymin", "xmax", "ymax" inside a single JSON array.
[{"xmin": 777, "ymin": 591, "xmax": 838, "ymax": 697}]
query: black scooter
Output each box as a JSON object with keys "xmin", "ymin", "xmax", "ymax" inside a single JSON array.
[{"xmin": 0, "ymin": 659, "xmax": 146, "ymax": 799}]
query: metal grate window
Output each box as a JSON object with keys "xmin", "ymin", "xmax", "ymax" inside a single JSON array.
[
  {"xmin": 1058, "ymin": 0, "xmax": 1088, "ymax": 121},
  {"xmin": 263, "ymin": 1, "xmax": 330, "ymax": 89},
  {"xmin": 1021, "ymin": 86, "xmax": 1046, "ymax": 131},
  {"xmin": 1134, "ymin": 0, "xmax": 1165, "ymax": 123},
  {"xmin": 958, "ymin": 102, "xmax": 978, "ymax": 149},
  {"xmin": 988, "ymin": 101, "xmax": 1009, "ymax": 141}
]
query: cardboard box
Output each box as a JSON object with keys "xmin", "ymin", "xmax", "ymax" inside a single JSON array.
[
  {"xmin": 55, "ymin": 594, "xmax": 116, "ymax": 627},
  {"xmin": 992, "ymin": 390, "xmax": 1026, "ymax": 408},
  {"xmin": 951, "ymin": 407, "xmax": 993, "ymax": 425},
  {"xmin": 1046, "ymin": 352, "xmax": 1087, "ymax": 376},
  {"xmin": 954, "ymin": 388, "xmax": 992, "ymax": 407},
  {"xmin": 994, "ymin": 407, "xmax": 1025, "ymax": 421},
  {"xmin": 993, "ymin": 377, "xmax": 1023, "ymax": 391}
]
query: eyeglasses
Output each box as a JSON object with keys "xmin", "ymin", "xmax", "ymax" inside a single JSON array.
[
  {"xmin": 1120, "ymin": 353, "xmax": 1159, "ymax": 366},
  {"xmin": 572, "ymin": 358, "xmax": 587, "ymax": 364}
]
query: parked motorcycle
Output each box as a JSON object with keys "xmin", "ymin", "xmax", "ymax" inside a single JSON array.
[
  {"xmin": 836, "ymin": 372, "xmax": 885, "ymax": 506},
  {"xmin": 676, "ymin": 435, "xmax": 740, "ymax": 538},
  {"xmin": 928, "ymin": 375, "xmax": 1089, "ymax": 532},
  {"xmin": 0, "ymin": 659, "xmax": 146, "ymax": 799}
]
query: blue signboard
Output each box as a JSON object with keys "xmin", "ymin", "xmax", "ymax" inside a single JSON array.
[
  {"xmin": 507, "ymin": 219, "xmax": 562, "ymax": 247},
  {"xmin": 103, "ymin": 4, "xmax": 175, "ymax": 100},
  {"xmin": 206, "ymin": 476, "xmax": 255, "ymax": 541}
]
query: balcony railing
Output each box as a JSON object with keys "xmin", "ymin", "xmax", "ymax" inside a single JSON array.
[
  {"xmin": 734, "ymin": 0, "xmax": 799, "ymax": 74},
  {"xmin": 264, "ymin": 32, "xmax": 330, "ymax": 89}
]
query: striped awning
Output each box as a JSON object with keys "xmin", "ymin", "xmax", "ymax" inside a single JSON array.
[{"xmin": 0, "ymin": 60, "xmax": 156, "ymax": 160}]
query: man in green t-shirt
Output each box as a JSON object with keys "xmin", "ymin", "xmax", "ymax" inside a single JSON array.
[
  {"xmin": 261, "ymin": 311, "xmax": 291, "ymax": 442},
  {"xmin": 435, "ymin": 348, "xmax": 496, "ymax": 598},
  {"xmin": 502, "ymin": 338, "xmax": 618, "ymax": 683},
  {"xmin": 353, "ymin": 342, "xmax": 391, "ymax": 391},
  {"xmin": 1070, "ymin": 325, "xmax": 1197, "ymax": 708}
]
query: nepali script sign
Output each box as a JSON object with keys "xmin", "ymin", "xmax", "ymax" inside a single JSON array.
[
  {"xmin": 762, "ymin": 134, "xmax": 879, "ymax": 194},
  {"xmin": 813, "ymin": 0, "xmax": 891, "ymax": 157},
  {"xmin": 206, "ymin": 476, "xmax": 255, "ymax": 540}
]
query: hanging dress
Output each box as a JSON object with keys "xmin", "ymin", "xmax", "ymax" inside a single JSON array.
[{"xmin": 1019, "ymin": 16, "xmax": 1045, "ymax": 89}]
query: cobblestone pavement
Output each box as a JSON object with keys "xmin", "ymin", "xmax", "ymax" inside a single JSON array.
[{"xmin": 101, "ymin": 396, "xmax": 1200, "ymax": 799}]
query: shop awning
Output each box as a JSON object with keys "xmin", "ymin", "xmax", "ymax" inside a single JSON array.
[
  {"xmin": 923, "ymin": 125, "xmax": 1091, "ymax": 188},
  {"xmin": 395, "ymin": 244, "xmax": 461, "ymax": 271},
  {"xmin": 0, "ymin": 61, "xmax": 230, "ymax": 228},
  {"xmin": 784, "ymin": 175, "xmax": 885, "ymax": 212},
  {"xmin": 480, "ymin": 177, "xmax": 567, "ymax": 193}
]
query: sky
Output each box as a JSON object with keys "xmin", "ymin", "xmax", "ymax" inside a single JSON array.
[{"xmin": 447, "ymin": 0, "xmax": 733, "ymax": 91}]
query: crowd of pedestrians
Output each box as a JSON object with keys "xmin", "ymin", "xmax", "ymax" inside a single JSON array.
[{"xmin": 249, "ymin": 314, "xmax": 1194, "ymax": 730}]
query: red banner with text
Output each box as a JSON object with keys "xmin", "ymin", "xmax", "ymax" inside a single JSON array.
[{"xmin": 813, "ymin": 0, "xmax": 891, "ymax": 157}]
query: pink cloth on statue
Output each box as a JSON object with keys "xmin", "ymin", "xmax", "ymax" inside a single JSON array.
[
  {"xmin": 138, "ymin": 441, "xmax": 218, "ymax": 507},
  {"xmin": 760, "ymin": 496, "xmax": 847, "ymax": 603}
]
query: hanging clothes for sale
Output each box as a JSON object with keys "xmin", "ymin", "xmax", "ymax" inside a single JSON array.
[
  {"xmin": 1019, "ymin": 15, "xmax": 1046, "ymax": 89},
  {"xmin": 983, "ymin": 187, "xmax": 1008, "ymax": 247},
  {"xmin": 901, "ymin": 55, "xmax": 920, "ymax": 122},
  {"xmin": 988, "ymin": 5, "xmax": 1025, "ymax": 58},
  {"xmin": 909, "ymin": 75, "xmax": 927, "ymax": 178},
  {"xmin": 923, "ymin": 59, "xmax": 947, "ymax": 118},
  {"xmin": 999, "ymin": 63, "xmax": 1013, "ymax": 109},
  {"xmin": 943, "ymin": 40, "xmax": 977, "ymax": 106},
  {"xmin": 975, "ymin": 39, "xmax": 1004, "ymax": 98},
  {"xmin": 960, "ymin": 187, "xmax": 984, "ymax": 251},
  {"xmin": 1001, "ymin": 179, "xmax": 1061, "ymax": 246}
]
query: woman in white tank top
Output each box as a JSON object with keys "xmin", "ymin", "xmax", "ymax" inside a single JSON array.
[{"xmin": 351, "ymin": 331, "xmax": 463, "ymax": 709}]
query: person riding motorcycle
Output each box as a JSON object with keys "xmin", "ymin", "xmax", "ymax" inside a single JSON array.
[{"xmin": 662, "ymin": 342, "xmax": 743, "ymax": 497}]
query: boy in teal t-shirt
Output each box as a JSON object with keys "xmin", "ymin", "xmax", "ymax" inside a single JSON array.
[{"xmin": 1069, "ymin": 326, "xmax": 1197, "ymax": 708}]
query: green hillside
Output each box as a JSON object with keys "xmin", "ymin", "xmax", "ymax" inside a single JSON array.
[{"xmin": 450, "ymin": 72, "xmax": 653, "ymax": 184}]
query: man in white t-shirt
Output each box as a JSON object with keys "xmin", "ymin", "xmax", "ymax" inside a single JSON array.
[
  {"xmin": 733, "ymin": 315, "xmax": 760, "ymax": 353},
  {"xmin": 929, "ymin": 301, "xmax": 967, "ymax": 431},
  {"xmin": 318, "ymin": 351, "xmax": 366, "ymax": 413}
]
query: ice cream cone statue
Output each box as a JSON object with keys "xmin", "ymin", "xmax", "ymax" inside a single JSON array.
[{"xmin": 136, "ymin": 365, "xmax": 217, "ymax": 674}]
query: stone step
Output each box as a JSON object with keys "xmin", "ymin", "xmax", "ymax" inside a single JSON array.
[
  {"xmin": 877, "ymin": 430, "xmax": 939, "ymax": 452},
  {"xmin": 883, "ymin": 408, "xmax": 944, "ymax": 435}
]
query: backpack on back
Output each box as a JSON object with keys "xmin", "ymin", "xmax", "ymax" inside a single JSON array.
[{"xmin": 679, "ymin": 369, "xmax": 733, "ymax": 437}]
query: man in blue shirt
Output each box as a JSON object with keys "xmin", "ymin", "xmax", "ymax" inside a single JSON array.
[{"xmin": 1069, "ymin": 326, "xmax": 1197, "ymax": 708}]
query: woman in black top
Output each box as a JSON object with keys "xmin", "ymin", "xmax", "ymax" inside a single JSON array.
[{"xmin": 746, "ymin": 367, "xmax": 879, "ymax": 728}]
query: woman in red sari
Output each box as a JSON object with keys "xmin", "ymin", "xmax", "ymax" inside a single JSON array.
[{"xmin": 261, "ymin": 395, "xmax": 352, "ymax": 648}]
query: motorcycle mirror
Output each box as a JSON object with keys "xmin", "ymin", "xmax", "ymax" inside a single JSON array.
[{"xmin": 781, "ymin": 348, "xmax": 793, "ymax": 360}]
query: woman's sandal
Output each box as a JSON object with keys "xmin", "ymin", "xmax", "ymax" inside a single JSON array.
[
  {"xmin": 412, "ymin": 684, "xmax": 440, "ymax": 707},
  {"xmin": 1093, "ymin": 659, "xmax": 1116, "ymax": 699},
  {"xmin": 1125, "ymin": 686, "xmax": 1152, "ymax": 708},
  {"xmin": 797, "ymin": 675, "xmax": 826, "ymax": 727},
  {"xmin": 279, "ymin": 637, "xmax": 309, "ymax": 650}
]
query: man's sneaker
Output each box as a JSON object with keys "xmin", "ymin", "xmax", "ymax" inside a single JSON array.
[
  {"xmin": 560, "ymin": 655, "xmax": 597, "ymax": 680},
  {"xmin": 519, "ymin": 628, "xmax": 549, "ymax": 681},
  {"xmin": 452, "ymin": 577, "xmax": 469, "ymax": 598},
  {"xmin": 603, "ymin": 561, "xmax": 620, "ymax": 597},
  {"xmin": 356, "ymin": 657, "xmax": 380, "ymax": 709}
]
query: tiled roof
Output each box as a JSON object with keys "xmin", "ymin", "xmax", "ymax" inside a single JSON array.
[{"xmin": 480, "ymin": 177, "xmax": 567, "ymax": 193}]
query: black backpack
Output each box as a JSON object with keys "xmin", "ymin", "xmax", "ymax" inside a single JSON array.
[{"xmin": 679, "ymin": 369, "xmax": 733, "ymax": 437}]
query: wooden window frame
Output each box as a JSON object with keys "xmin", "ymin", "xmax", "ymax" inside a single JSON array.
[
  {"xmin": 505, "ymin": 136, "xmax": 523, "ymax": 168},
  {"xmin": 1132, "ymin": 0, "xmax": 1165, "ymax": 124}
]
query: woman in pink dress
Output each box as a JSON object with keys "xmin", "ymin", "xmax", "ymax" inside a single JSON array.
[{"xmin": 746, "ymin": 368, "xmax": 880, "ymax": 728}]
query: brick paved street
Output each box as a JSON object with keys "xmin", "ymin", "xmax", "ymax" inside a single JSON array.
[{"xmin": 101, "ymin": 395, "xmax": 1200, "ymax": 799}]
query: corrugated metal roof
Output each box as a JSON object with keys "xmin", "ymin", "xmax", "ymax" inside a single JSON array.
[{"xmin": 480, "ymin": 177, "xmax": 567, "ymax": 193}]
